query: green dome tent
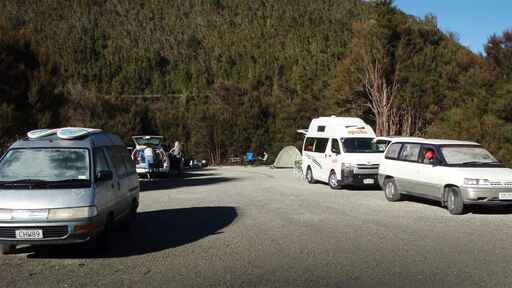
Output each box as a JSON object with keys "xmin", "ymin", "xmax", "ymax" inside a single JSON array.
[{"xmin": 273, "ymin": 146, "xmax": 301, "ymax": 168}]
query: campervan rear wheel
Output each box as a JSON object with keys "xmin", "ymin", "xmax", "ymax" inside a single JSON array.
[
  {"xmin": 329, "ymin": 171, "xmax": 342, "ymax": 190},
  {"xmin": 306, "ymin": 167, "xmax": 316, "ymax": 184}
]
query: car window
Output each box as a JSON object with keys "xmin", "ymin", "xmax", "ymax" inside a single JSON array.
[
  {"xmin": 399, "ymin": 144, "xmax": 421, "ymax": 162},
  {"xmin": 385, "ymin": 143, "xmax": 402, "ymax": 159},
  {"xmin": 314, "ymin": 138, "xmax": 329, "ymax": 153},
  {"xmin": 419, "ymin": 146, "xmax": 437, "ymax": 164},
  {"xmin": 304, "ymin": 138, "xmax": 315, "ymax": 152},
  {"xmin": 331, "ymin": 139, "xmax": 341, "ymax": 154},
  {"xmin": 107, "ymin": 147, "xmax": 128, "ymax": 178},
  {"xmin": 94, "ymin": 148, "xmax": 110, "ymax": 173},
  {"xmin": 121, "ymin": 149, "xmax": 136, "ymax": 175}
]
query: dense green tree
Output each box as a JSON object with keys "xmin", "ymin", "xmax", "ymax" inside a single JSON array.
[
  {"xmin": 0, "ymin": 22, "xmax": 66, "ymax": 148},
  {"xmin": 0, "ymin": 0, "xmax": 510, "ymax": 165}
]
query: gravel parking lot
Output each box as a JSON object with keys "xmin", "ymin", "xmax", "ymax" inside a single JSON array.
[{"xmin": 2, "ymin": 166, "xmax": 512, "ymax": 287}]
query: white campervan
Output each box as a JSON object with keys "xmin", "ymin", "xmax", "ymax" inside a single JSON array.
[{"xmin": 301, "ymin": 116, "xmax": 384, "ymax": 189}]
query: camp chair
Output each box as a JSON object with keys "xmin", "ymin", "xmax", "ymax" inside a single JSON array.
[{"xmin": 243, "ymin": 151, "xmax": 255, "ymax": 165}]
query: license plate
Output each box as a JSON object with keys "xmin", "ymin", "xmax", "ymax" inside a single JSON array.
[
  {"xmin": 499, "ymin": 193, "xmax": 512, "ymax": 200},
  {"xmin": 363, "ymin": 178, "xmax": 375, "ymax": 185},
  {"xmin": 15, "ymin": 229, "xmax": 43, "ymax": 239}
]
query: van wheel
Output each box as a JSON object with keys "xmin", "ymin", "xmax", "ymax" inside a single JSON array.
[
  {"xmin": 383, "ymin": 178, "xmax": 402, "ymax": 202},
  {"xmin": 97, "ymin": 215, "xmax": 114, "ymax": 251},
  {"xmin": 306, "ymin": 167, "xmax": 316, "ymax": 184},
  {"xmin": 329, "ymin": 171, "xmax": 342, "ymax": 190},
  {"xmin": 446, "ymin": 187, "xmax": 465, "ymax": 215},
  {"xmin": 122, "ymin": 202, "xmax": 138, "ymax": 233},
  {"xmin": 0, "ymin": 244, "xmax": 15, "ymax": 255}
]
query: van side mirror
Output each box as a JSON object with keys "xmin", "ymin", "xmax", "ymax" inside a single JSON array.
[
  {"xmin": 331, "ymin": 148, "xmax": 340, "ymax": 155},
  {"xmin": 96, "ymin": 170, "xmax": 113, "ymax": 182}
]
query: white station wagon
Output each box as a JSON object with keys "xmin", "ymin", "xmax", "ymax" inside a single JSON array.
[{"xmin": 378, "ymin": 139, "xmax": 512, "ymax": 215}]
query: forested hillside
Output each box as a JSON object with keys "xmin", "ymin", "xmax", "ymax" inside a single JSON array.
[{"xmin": 1, "ymin": 0, "xmax": 511, "ymax": 165}]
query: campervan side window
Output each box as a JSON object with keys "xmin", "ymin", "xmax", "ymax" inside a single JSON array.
[
  {"xmin": 314, "ymin": 138, "xmax": 329, "ymax": 153},
  {"xmin": 331, "ymin": 139, "xmax": 341, "ymax": 154},
  {"xmin": 304, "ymin": 138, "xmax": 315, "ymax": 152},
  {"xmin": 317, "ymin": 126, "xmax": 326, "ymax": 132}
]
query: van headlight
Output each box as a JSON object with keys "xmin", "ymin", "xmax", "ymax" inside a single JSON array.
[
  {"xmin": 48, "ymin": 206, "xmax": 98, "ymax": 220},
  {"xmin": 464, "ymin": 178, "xmax": 490, "ymax": 186}
]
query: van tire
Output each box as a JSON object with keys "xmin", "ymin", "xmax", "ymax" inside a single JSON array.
[
  {"xmin": 383, "ymin": 178, "xmax": 402, "ymax": 202},
  {"xmin": 306, "ymin": 167, "xmax": 316, "ymax": 184},
  {"xmin": 328, "ymin": 171, "xmax": 342, "ymax": 190},
  {"xmin": 446, "ymin": 186, "xmax": 465, "ymax": 215},
  {"xmin": 97, "ymin": 215, "xmax": 114, "ymax": 252},
  {"xmin": 0, "ymin": 244, "xmax": 15, "ymax": 255},
  {"xmin": 121, "ymin": 202, "xmax": 138, "ymax": 233}
]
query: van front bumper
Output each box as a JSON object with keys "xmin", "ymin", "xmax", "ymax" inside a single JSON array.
[
  {"xmin": 462, "ymin": 186, "xmax": 512, "ymax": 205},
  {"xmin": 341, "ymin": 168, "xmax": 379, "ymax": 186},
  {"xmin": 0, "ymin": 218, "xmax": 102, "ymax": 245}
]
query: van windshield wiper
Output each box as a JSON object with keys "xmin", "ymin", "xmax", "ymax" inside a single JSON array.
[
  {"xmin": 0, "ymin": 179, "xmax": 90, "ymax": 188},
  {"xmin": 48, "ymin": 179, "xmax": 90, "ymax": 183},
  {"xmin": 46, "ymin": 179, "xmax": 91, "ymax": 188},
  {"xmin": 0, "ymin": 179, "xmax": 48, "ymax": 185},
  {"xmin": 0, "ymin": 179, "xmax": 49, "ymax": 188}
]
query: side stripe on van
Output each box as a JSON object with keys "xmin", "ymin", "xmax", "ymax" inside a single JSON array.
[{"xmin": 305, "ymin": 154, "xmax": 322, "ymax": 169}]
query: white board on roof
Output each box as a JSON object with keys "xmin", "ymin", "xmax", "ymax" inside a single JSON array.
[{"xmin": 57, "ymin": 128, "xmax": 102, "ymax": 140}]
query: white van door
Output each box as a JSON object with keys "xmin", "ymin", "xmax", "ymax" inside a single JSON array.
[
  {"xmin": 312, "ymin": 138, "xmax": 330, "ymax": 182},
  {"xmin": 329, "ymin": 138, "xmax": 342, "ymax": 177}
]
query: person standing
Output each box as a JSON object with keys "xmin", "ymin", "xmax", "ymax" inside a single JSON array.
[{"xmin": 170, "ymin": 141, "xmax": 183, "ymax": 175}]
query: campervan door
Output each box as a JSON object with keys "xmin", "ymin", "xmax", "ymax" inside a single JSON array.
[{"xmin": 303, "ymin": 136, "xmax": 330, "ymax": 182}]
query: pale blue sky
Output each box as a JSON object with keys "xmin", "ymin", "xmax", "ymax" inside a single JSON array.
[{"xmin": 394, "ymin": 0, "xmax": 512, "ymax": 54}]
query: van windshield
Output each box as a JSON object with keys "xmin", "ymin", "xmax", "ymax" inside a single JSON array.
[
  {"xmin": 342, "ymin": 138, "xmax": 383, "ymax": 153},
  {"xmin": 0, "ymin": 148, "xmax": 90, "ymax": 186}
]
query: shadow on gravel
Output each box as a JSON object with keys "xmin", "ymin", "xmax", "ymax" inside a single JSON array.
[
  {"xmin": 20, "ymin": 206, "xmax": 238, "ymax": 259},
  {"xmin": 140, "ymin": 171, "xmax": 238, "ymax": 192},
  {"xmin": 401, "ymin": 195, "xmax": 512, "ymax": 215}
]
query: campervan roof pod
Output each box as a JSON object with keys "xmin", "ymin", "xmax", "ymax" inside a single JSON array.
[{"xmin": 306, "ymin": 117, "xmax": 376, "ymax": 138}]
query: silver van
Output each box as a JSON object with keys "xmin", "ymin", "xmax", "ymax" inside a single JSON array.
[{"xmin": 0, "ymin": 128, "xmax": 140, "ymax": 254}]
